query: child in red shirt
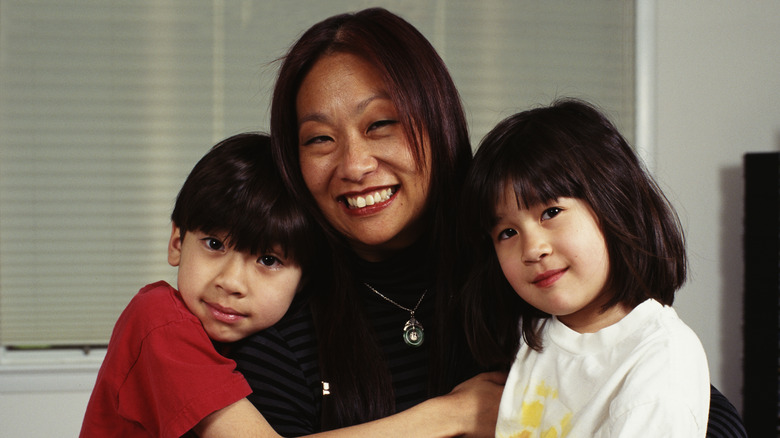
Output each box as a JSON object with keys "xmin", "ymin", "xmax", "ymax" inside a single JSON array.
[{"xmin": 80, "ymin": 133, "xmax": 318, "ymax": 437}]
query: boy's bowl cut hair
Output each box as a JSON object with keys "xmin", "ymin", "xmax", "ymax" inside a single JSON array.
[{"xmin": 171, "ymin": 132, "xmax": 316, "ymax": 271}]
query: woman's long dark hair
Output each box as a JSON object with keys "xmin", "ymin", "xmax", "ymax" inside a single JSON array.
[
  {"xmin": 460, "ymin": 99, "xmax": 687, "ymax": 367},
  {"xmin": 269, "ymin": 8, "xmax": 473, "ymax": 429}
]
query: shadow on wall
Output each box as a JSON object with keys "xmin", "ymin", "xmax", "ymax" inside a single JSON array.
[{"xmin": 719, "ymin": 165, "xmax": 744, "ymax": 410}]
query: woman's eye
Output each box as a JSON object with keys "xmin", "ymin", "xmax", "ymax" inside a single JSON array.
[
  {"xmin": 258, "ymin": 255, "xmax": 282, "ymax": 267},
  {"xmin": 302, "ymin": 135, "xmax": 332, "ymax": 146},
  {"xmin": 541, "ymin": 207, "xmax": 563, "ymax": 221},
  {"xmin": 497, "ymin": 228, "xmax": 518, "ymax": 241},
  {"xmin": 202, "ymin": 237, "xmax": 225, "ymax": 251},
  {"xmin": 367, "ymin": 119, "xmax": 397, "ymax": 132}
]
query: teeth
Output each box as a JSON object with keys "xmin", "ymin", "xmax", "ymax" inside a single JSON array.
[{"xmin": 346, "ymin": 187, "xmax": 394, "ymax": 209}]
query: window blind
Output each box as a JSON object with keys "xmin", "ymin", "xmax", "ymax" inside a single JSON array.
[{"xmin": 0, "ymin": 0, "xmax": 635, "ymax": 347}]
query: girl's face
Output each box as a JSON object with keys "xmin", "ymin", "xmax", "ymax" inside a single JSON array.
[
  {"xmin": 491, "ymin": 190, "xmax": 626, "ymax": 333},
  {"xmin": 296, "ymin": 52, "xmax": 432, "ymax": 261}
]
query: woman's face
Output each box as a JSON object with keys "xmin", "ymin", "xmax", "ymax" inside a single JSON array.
[{"xmin": 296, "ymin": 52, "xmax": 432, "ymax": 261}]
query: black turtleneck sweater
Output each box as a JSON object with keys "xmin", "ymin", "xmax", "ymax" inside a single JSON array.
[{"xmin": 231, "ymin": 242, "xmax": 435, "ymax": 437}]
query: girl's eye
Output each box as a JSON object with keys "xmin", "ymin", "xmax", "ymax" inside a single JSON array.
[
  {"xmin": 258, "ymin": 255, "xmax": 282, "ymax": 267},
  {"xmin": 541, "ymin": 207, "xmax": 563, "ymax": 221},
  {"xmin": 202, "ymin": 237, "xmax": 225, "ymax": 251},
  {"xmin": 497, "ymin": 228, "xmax": 518, "ymax": 241}
]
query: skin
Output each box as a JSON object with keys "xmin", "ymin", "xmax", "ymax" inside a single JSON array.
[
  {"xmin": 167, "ymin": 224, "xmax": 302, "ymax": 343},
  {"xmin": 491, "ymin": 190, "xmax": 628, "ymax": 333},
  {"xmin": 296, "ymin": 52, "xmax": 432, "ymax": 262}
]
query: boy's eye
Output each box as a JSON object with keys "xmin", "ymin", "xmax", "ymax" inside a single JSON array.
[
  {"xmin": 258, "ymin": 255, "xmax": 282, "ymax": 267},
  {"xmin": 202, "ymin": 237, "xmax": 225, "ymax": 251},
  {"xmin": 497, "ymin": 228, "xmax": 518, "ymax": 241},
  {"xmin": 541, "ymin": 207, "xmax": 563, "ymax": 221}
]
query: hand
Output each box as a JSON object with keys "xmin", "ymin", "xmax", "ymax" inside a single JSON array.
[{"xmin": 443, "ymin": 371, "xmax": 507, "ymax": 438}]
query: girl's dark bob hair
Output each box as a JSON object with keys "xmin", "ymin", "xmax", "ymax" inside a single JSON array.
[
  {"xmin": 460, "ymin": 98, "xmax": 686, "ymax": 365},
  {"xmin": 171, "ymin": 132, "xmax": 317, "ymax": 271}
]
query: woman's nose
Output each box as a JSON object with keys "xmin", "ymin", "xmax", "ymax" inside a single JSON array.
[{"xmin": 338, "ymin": 134, "xmax": 378, "ymax": 181}]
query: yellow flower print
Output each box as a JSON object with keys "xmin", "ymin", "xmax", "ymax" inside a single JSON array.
[{"xmin": 497, "ymin": 380, "xmax": 572, "ymax": 438}]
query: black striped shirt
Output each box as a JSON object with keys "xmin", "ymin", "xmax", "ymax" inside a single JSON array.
[{"xmin": 231, "ymin": 244, "xmax": 435, "ymax": 436}]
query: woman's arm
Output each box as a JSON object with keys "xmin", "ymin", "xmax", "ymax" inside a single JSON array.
[
  {"xmin": 193, "ymin": 398, "xmax": 279, "ymax": 438},
  {"xmin": 194, "ymin": 371, "xmax": 506, "ymax": 438}
]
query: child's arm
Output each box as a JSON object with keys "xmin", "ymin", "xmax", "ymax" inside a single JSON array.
[{"xmin": 193, "ymin": 370, "xmax": 506, "ymax": 438}]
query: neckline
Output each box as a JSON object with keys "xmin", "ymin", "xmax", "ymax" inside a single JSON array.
[{"xmin": 350, "ymin": 239, "xmax": 433, "ymax": 298}]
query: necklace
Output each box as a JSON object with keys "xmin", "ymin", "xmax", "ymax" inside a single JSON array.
[{"xmin": 363, "ymin": 282, "xmax": 426, "ymax": 347}]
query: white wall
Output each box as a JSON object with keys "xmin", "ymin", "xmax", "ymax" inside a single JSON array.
[
  {"xmin": 0, "ymin": 391, "xmax": 92, "ymax": 438},
  {"xmin": 0, "ymin": 353, "xmax": 101, "ymax": 438},
  {"xmin": 654, "ymin": 0, "xmax": 780, "ymax": 414},
  {"xmin": 2, "ymin": 2, "xmax": 778, "ymax": 435}
]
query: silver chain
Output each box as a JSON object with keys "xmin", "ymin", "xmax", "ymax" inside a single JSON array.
[{"xmin": 363, "ymin": 282, "xmax": 426, "ymax": 315}]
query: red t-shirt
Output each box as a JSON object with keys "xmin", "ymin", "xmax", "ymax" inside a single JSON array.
[{"xmin": 80, "ymin": 281, "xmax": 251, "ymax": 438}]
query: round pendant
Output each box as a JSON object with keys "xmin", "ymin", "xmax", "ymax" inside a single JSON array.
[{"xmin": 403, "ymin": 317, "xmax": 424, "ymax": 347}]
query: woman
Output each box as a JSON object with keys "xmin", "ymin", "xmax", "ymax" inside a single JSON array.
[{"xmin": 230, "ymin": 7, "xmax": 503, "ymax": 437}]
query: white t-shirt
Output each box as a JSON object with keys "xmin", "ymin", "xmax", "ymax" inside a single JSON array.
[{"xmin": 496, "ymin": 298, "xmax": 710, "ymax": 437}]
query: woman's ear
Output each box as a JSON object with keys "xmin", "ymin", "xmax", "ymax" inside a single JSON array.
[{"xmin": 168, "ymin": 223, "xmax": 183, "ymax": 267}]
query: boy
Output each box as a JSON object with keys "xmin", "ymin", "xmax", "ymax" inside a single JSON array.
[{"xmin": 80, "ymin": 133, "xmax": 317, "ymax": 437}]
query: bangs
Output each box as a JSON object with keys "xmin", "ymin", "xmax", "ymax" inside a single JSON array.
[
  {"xmin": 484, "ymin": 124, "xmax": 586, "ymax": 225},
  {"xmin": 195, "ymin": 192, "xmax": 313, "ymax": 264},
  {"xmin": 172, "ymin": 133, "xmax": 316, "ymax": 270}
]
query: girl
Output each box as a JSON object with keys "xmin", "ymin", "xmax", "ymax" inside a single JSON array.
[{"xmin": 459, "ymin": 99, "xmax": 710, "ymax": 437}]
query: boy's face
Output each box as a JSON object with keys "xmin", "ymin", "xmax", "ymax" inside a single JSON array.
[{"xmin": 167, "ymin": 224, "xmax": 302, "ymax": 343}]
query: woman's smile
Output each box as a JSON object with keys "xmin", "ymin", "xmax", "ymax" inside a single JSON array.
[
  {"xmin": 342, "ymin": 185, "xmax": 397, "ymax": 210},
  {"xmin": 296, "ymin": 52, "xmax": 432, "ymax": 260}
]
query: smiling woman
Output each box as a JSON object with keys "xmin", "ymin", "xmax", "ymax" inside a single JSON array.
[
  {"xmin": 230, "ymin": 7, "xmax": 502, "ymax": 437},
  {"xmin": 296, "ymin": 52, "xmax": 433, "ymax": 261}
]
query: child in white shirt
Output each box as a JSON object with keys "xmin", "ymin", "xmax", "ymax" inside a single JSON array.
[{"xmin": 459, "ymin": 99, "xmax": 710, "ymax": 437}]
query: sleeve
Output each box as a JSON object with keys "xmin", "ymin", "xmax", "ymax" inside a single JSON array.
[
  {"xmin": 601, "ymin": 398, "xmax": 703, "ymax": 437},
  {"xmin": 231, "ymin": 307, "xmax": 320, "ymax": 437},
  {"xmin": 117, "ymin": 318, "xmax": 251, "ymax": 438}
]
